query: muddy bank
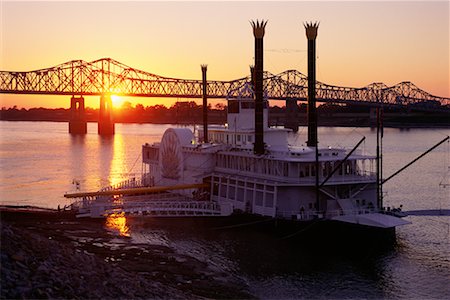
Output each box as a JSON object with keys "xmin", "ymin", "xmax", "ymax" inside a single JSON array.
[{"xmin": 0, "ymin": 208, "xmax": 253, "ymax": 299}]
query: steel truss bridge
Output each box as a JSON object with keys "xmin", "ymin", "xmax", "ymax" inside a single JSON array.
[{"xmin": 0, "ymin": 57, "xmax": 449, "ymax": 111}]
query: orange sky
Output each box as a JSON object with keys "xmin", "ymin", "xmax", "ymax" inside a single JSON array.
[{"xmin": 1, "ymin": 1, "xmax": 448, "ymax": 109}]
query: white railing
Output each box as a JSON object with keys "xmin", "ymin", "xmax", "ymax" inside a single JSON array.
[
  {"xmin": 214, "ymin": 167, "xmax": 376, "ymax": 185},
  {"xmin": 325, "ymin": 208, "xmax": 376, "ymax": 218},
  {"xmin": 104, "ymin": 200, "xmax": 227, "ymax": 217},
  {"xmin": 276, "ymin": 210, "xmax": 318, "ymax": 221},
  {"xmin": 99, "ymin": 175, "xmax": 154, "ymax": 192},
  {"xmin": 275, "ymin": 207, "xmax": 378, "ymax": 221}
]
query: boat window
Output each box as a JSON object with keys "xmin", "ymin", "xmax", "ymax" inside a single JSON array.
[
  {"xmin": 212, "ymin": 183, "xmax": 219, "ymax": 196},
  {"xmin": 237, "ymin": 188, "xmax": 245, "ymax": 201},
  {"xmin": 229, "ymin": 186, "xmax": 236, "ymax": 199},
  {"xmin": 265, "ymin": 193, "xmax": 274, "ymax": 207},
  {"xmin": 255, "ymin": 192, "xmax": 263, "ymax": 206},
  {"xmin": 344, "ymin": 161, "xmax": 354, "ymax": 175},
  {"xmin": 241, "ymin": 101, "xmax": 255, "ymax": 109},
  {"xmin": 228, "ymin": 101, "xmax": 240, "ymax": 113},
  {"xmin": 323, "ymin": 162, "xmax": 332, "ymax": 176},
  {"xmin": 220, "ymin": 185, "xmax": 227, "ymax": 198},
  {"xmin": 246, "ymin": 190, "xmax": 253, "ymax": 202}
]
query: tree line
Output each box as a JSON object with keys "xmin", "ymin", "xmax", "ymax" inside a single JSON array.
[{"xmin": 2, "ymin": 101, "xmax": 446, "ymax": 127}]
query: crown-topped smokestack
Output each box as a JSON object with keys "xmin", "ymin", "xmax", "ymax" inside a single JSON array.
[
  {"xmin": 251, "ymin": 19, "xmax": 267, "ymax": 155},
  {"xmin": 304, "ymin": 21, "xmax": 319, "ymax": 147}
]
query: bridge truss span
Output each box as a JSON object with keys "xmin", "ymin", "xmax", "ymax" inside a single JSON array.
[{"xmin": 0, "ymin": 58, "xmax": 449, "ymax": 111}]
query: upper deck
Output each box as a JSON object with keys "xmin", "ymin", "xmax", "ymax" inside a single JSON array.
[{"xmin": 142, "ymin": 84, "xmax": 376, "ymax": 185}]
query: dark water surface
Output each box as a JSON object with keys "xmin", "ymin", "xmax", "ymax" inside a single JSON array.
[{"xmin": 1, "ymin": 121, "xmax": 449, "ymax": 299}]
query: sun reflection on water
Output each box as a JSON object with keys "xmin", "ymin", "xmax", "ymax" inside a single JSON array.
[
  {"xmin": 105, "ymin": 212, "xmax": 130, "ymax": 237},
  {"xmin": 109, "ymin": 134, "xmax": 128, "ymax": 188}
]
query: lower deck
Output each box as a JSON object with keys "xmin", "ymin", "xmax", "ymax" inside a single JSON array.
[{"xmin": 208, "ymin": 173, "xmax": 378, "ymax": 221}]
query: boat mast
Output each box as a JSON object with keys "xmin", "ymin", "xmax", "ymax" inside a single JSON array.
[
  {"xmin": 305, "ymin": 21, "xmax": 320, "ymax": 212},
  {"xmin": 376, "ymin": 103, "xmax": 383, "ymax": 209},
  {"xmin": 380, "ymin": 107, "xmax": 384, "ymax": 208}
]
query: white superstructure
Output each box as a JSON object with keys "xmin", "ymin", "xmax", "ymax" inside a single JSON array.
[{"xmin": 139, "ymin": 87, "xmax": 407, "ymax": 228}]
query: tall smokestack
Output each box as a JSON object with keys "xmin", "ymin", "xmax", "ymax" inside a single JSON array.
[
  {"xmin": 251, "ymin": 19, "xmax": 267, "ymax": 155},
  {"xmin": 305, "ymin": 21, "xmax": 319, "ymax": 147},
  {"xmin": 201, "ymin": 64, "xmax": 208, "ymax": 143},
  {"xmin": 250, "ymin": 65, "xmax": 255, "ymax": 90}
]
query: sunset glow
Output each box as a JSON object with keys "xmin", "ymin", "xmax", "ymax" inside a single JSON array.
[{"xmin": 0, "ymin": 1, "xmax": 448, "ymax": 109}]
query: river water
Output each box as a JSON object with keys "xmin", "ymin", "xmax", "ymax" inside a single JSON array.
[{"xmin": 1, "ymin": 121, "xmax": 449, "ymax": 298}]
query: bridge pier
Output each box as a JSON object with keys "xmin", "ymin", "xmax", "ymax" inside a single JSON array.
[
  {"xmin": 98, "ymin": 95, "xmax": 115, "ymax": 135},
  {"xmin": 69, "ymin": 96, "xmax": 87, "ymax": 134},
  {"xmin": 285, "ymin": 98, "xmax": 299, "ymax": 132}
]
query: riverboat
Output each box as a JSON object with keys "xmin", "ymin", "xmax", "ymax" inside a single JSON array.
[
  {"xmin": 136, "ymin": 87, "xmax": 408, "ymax": 228},
  {"xmin": 66, "ymin": 21, "xmax": 411, "ymax": 239}
]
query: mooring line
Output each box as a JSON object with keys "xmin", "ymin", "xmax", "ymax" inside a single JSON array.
[
  {"xmin": 212, "ymin": 218, "xmax": 274, "ymax": 230},
  {"xmin": 279, "ymin": 219, "xmax": 322, "ymax": 240}
]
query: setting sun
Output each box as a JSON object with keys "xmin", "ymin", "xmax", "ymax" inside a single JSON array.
[{"xmin": 111, "ymin": 95, "xmax": 124, "ymax": 107}]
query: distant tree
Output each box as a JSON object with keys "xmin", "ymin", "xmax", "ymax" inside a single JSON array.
[
  {"xmin": 215, "ymin": 103, "xmax": 225, "ymax": 110},
  {"xmin": 135, "ymin": 103, "xmax": 145, "ymax": 111},
  {"xmin": 121, "ymin": 101, "xmax": 133, "ymax": 110}
]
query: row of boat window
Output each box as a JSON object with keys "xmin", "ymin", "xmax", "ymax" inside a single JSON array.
[
  {"xmin": 210, "ymin": 176, "xmax": 275, "ymax": 208},
  {"xmin": 144, "ymin": 146, "xmax": 373, "ymax": 178},
  {"xmin": 216, "ymin": 154, "xmax": 289, "ymax": 176},
  {"xmin": 216, "ymin": 154, "xmax": 361, "ymax": 178},
  {"xmin": 209, "ymin": 133, "xmax": 253, "ymax": 145},
  {"xmin": 299, "ymin": 161, "xmax": 356, "ymax": 177}
]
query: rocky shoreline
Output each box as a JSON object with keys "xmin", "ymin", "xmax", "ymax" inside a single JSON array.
[{"xmin": 1, "ymin": 208, "xmax": 253, "ymax": 299}]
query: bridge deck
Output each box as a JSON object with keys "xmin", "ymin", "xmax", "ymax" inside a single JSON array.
[{"xmin": 1, "ymin": 58, "xmax": 449, "ymax": 111}]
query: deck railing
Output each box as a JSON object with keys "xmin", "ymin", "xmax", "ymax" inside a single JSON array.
[
  {"xmin": 99, "ymin": 175, "xmax": 154, "ymax": 192},
  {"xmin": 276, "ymin": 207, "xmax": 378, "ymax": 221}
]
